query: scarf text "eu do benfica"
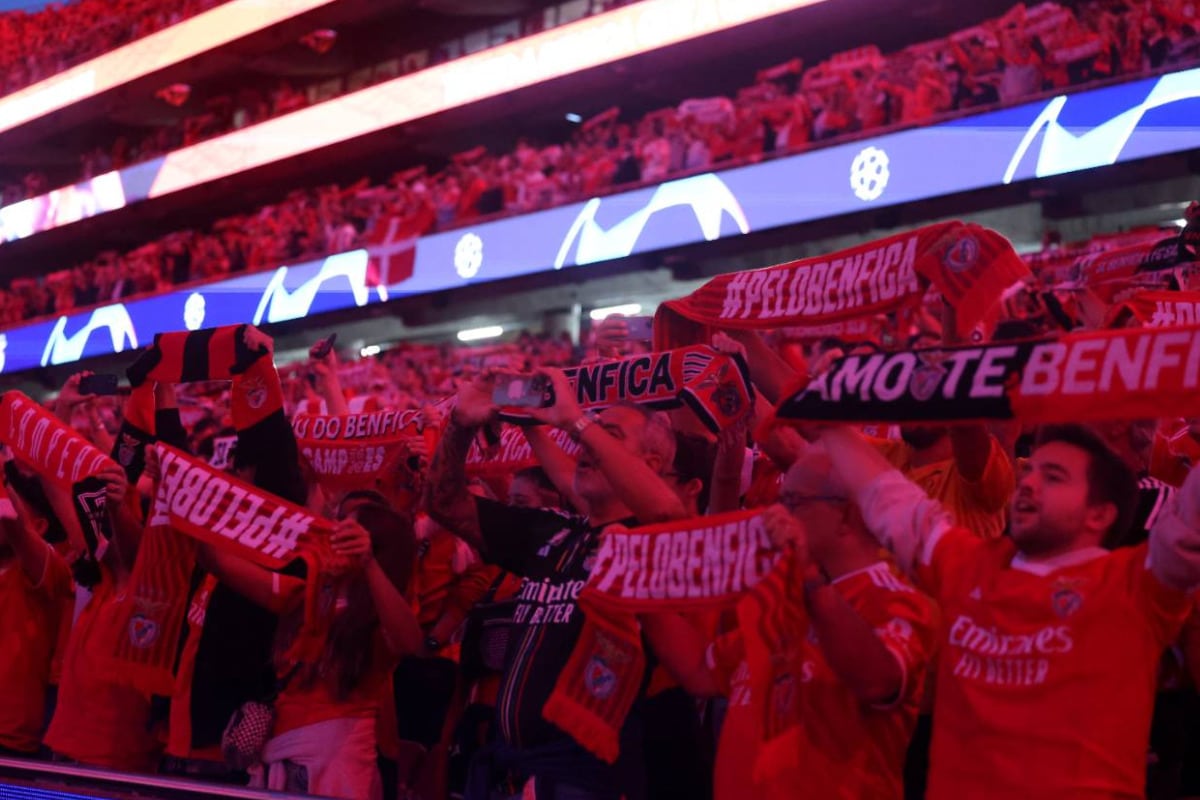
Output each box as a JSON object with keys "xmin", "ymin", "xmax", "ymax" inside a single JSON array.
[{"xmin": 293, "ymin": 409, "xmax": 425, "ymax": 490}]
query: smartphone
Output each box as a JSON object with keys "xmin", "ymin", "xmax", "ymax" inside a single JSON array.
[
  {"xmin": 623, "ymin": 316, "xmax": 654, "ymax": 342},
  {"xmin": 78, "ymin": 374, "xmax": 120, "ymax": 396},
  {"xmin": 492, "ymin": 373, "xmax": 553, "ymax": 408},
  {"xmin": 310, "ymin": 332, "xmax": 338, "ymax": 360}
]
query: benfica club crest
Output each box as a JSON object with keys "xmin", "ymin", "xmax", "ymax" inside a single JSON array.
[
  {"xmin": 241, "ymin": 376, "xmax": 268, "ymax": 410},
  {"xmin": 1051, "ymin": 578, "xmax": 1085, "ymax": 618},
  {"xmin": 943, "ymin": 234, "xmax": 981, "ymax": 273},
  {"xmin": 129, "ymin": 614, "xmax": 160, "ymax": 648},
  {"xmin": 908, "ymin": 351, "xmax": 948, "ymax": 402},
  {"xmin": 117, "ymin": 433, "xmax": 138, "ymax": 467},
  {"xmin": 584, "ymin": 656, "xmax": 617, "ymax": 700}
]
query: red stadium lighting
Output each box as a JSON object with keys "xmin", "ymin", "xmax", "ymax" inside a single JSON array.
[
  {"xmin": 143, "ymin": 0, "xmax": 830, "ymax": 199},
  {"xmin": 0, "ymin": 0, "xmax": 336, "ymax": 137}
]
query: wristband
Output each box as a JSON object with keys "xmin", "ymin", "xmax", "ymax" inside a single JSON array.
[{"xmin": 569, "ymin": 412, "xmax": 598, "ymax": 441}]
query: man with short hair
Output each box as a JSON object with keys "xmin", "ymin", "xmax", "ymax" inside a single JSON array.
[
  {"xmin": 643, "ymin": 444, "xmax": 936, "ymax": 800},
  {"xmin": 425, "ymin": 370, "xmax": 683, "ymax": 799},
  {"xmin": 820, "ymin": 422, "xmax": 1200, "ymax": 799}
]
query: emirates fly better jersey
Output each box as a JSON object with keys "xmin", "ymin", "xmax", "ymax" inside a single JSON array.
[
  {"xmin": 860, "ymin": 470, "xmax": 1192, "ymax": 800},
  {"xmin": 708, "ymin": 561, "xmax": 936, "ymax": 800}
]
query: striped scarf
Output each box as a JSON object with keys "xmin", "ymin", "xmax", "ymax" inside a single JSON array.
[{"xmin": 499, "ymin": 346, "xmax": 754, "ymax": 434}]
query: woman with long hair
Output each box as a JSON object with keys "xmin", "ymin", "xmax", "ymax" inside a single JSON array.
[{"xmin": 202, "ymin": 501, "xmax": 421, "ymax": 799}]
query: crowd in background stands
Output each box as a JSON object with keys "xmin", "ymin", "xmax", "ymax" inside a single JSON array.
[
  {"xmin": 0, "ymin": 0, "xmax": 228, "ymax": 97},
  {"xmin": 0, "ymin": 0, "xmax": 1199, "ymax": 326},
  {"xmin": 0, "ymin": 0, "xmax": 640, "ymax": 207}
]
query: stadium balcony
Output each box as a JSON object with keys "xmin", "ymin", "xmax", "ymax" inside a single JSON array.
[{"xmin": 0, "ymin": 0, "xmax": 1006, "ymax": 270}]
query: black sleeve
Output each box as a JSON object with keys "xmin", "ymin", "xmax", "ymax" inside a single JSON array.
[{"xmin": 474, "ymin": 496, "xmax": 576, "ymax": 577}]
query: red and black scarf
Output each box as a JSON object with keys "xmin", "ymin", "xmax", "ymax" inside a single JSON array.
[
  {"xmin": 776, "ymin": 322, "xmax": 1200, "ymax": 425},
  {"xmin": 123, "ymin": 444, "xmax": 345, "ymax": 676},
  {"xmin": 112, "ymin": 325, "xmax": 299, "ymax": 690},
  {"xmin": 499, "ymin": 346, "xmax": 754, "ymax": 434}
]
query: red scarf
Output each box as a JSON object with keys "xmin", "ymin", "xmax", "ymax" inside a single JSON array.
[
  {"xmin": 0, "ymin": 392, "xmax": 117, "ymax": 559},
  {"xmin": 543, "ymin": 510, "xmax": 777, "ymax": 763},
  {"xmin": 292, "ymin": 409, "xmax": 427, "ymax": 491},
  {"xmin": 111, "ymin": 325, "xmax": 298, "ymax": 690},
  {"xmin": 499, "ymin": 346, "xmax": 754, "ymax": 434},
  {"xmin": 1106, "ymin": 289, "xmax": 1200, "ymax": 328},
  {"xmin": 150, "ymin": 444, "xmax": 346, "ymax": 660},
  {"xmin": 465, "ymin": 424, "xmax": 580, "ymax": 477},
  {"xmin": 776, "ymin": 322, "xmax": 1200, "ymax": 425},
  {"xmin": 654, "ymin": 221, "xmax": 1028, "ymax": 346},
  {"xmin": 1039, "ymin": 232, "xmax": 1190, "ymax": 302}
]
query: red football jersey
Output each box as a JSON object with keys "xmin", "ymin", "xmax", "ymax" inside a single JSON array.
[
  {"xmin": 919, "ymin": 530, "xmax": 1190, "ymax": 799},
  {"xmin": 44, "ymin": 568, "xmax": 159, "ymax": 772},
  {"xmin": 0, "ymin": 548, "xmax": 72, "ymax": 752},
  {"xmin": 709, "ymin": 561, "xmax": 937, "ymax": 800}
]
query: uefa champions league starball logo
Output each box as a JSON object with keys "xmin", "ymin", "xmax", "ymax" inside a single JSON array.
[
  {"xmin": 850, "ymin": 146, "xmax": 890, "ymax": 201},
  {"xmin": 455, "ymin": 232, "xmax": 483, "ymax": 279}
]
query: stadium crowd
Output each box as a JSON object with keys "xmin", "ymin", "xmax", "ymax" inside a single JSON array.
[
  {"xmin": 4, "ymin": 0, "xmax": 1200, "ymax": 327},
  {"xmin": 0, "ymin": 0, "xmax": 229, "ymax": 97},
  {"xmin": 0, "ymin": 204, "xmax": 1198, "ymax": 800}
]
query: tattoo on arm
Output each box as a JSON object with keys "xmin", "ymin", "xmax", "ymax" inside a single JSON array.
[{"xmin": 424, "ymin": 418, "xmax": 483, "ymax": 551}]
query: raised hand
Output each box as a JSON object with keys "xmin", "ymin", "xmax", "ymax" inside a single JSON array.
[
  {"xmin": 450, "ymin": 373, "xmax": 499, "ymax": 428},
  {"xmin": 243, "ymin": 325, "xmax": 274, "ymax": 358},
  {"xmin": 96, "ymin": 463, "xmax": 129, "ymax": 505},
  {"xmin": 330, "ymin": 519, "xmax": 374, "ymax": 571},
  {"xmin": 525, "ymin": 368, "xmax": 582, "ymax": 431},
  {"xmin": 763, "ymin": 503, "xmax": 808, "ymax": 566}
]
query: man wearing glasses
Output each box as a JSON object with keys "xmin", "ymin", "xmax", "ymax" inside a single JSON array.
[{"xmin": 641, "ymin": 443, "xmax": 937, "ymax": 800}]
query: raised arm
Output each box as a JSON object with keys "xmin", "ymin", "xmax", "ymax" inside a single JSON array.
[
  {"xmin": 423, "ymin": 376, "xmax": 495, "ymax": 553},
  {"xmin": 521, "ymin": 425, "xmax": 586, "ymax": 512},
  {"xmin": 640, "ymin": 612, "xmax": 721, "ymax": 697},
  {"xmin": 309, "ymin": 341, "xmax": 350, "ymax": 416},
  {"xmin": 819, "ymin": 426, "xmax": 953, "ymax": 572},
  {"xmin": 531, "ymin": 369, "xmax": 687, "ymax": 523},
  {"xmin": 331, "ymin": 519, "xmax": 423, "ymax": 656},
  {"xmin": 764, "ymin": 504, "xmax": 905, "ymax": 705},
  {"xmin": 720, "ymin": 330, "xmax": 800, "ymax": 406},
  {"xmin": 197, "ymin": 543, "xmax": 304, "ymax": 615},
  {"xmin": 1148, "ymin": 463, "xmax": 1200, "ymax": 592},
  {"xmin": 709, "ymin": 415, "xmax": 748, "ymax": 514}
]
